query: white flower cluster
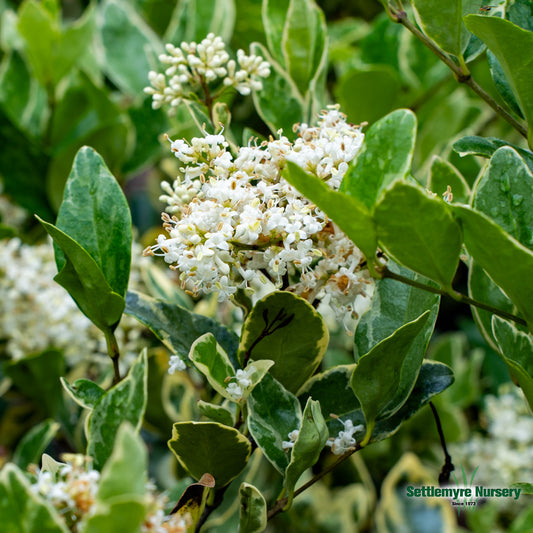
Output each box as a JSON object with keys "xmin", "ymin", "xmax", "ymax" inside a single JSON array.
[
  {"xmin": 144, "ymin": 107, "xmax": 373, "ymax": 331},
  {"xmin": 0, "ymin": 238, "xmax": 148, "ymax": 368},
  {"xmin": 144, "ymin": 33, "xmax": 270, "ymax": 112},
  {"xmin": 168, "ymin": 354, "xmax": 187, "ymax": 374},
  {"xmin": 225, "ymin": 365, "xmax": 256, "ymax": 400},
  {"xmin": 30, "ymin": 455, "xmax": 189, "ymax": 532},
  {"xmin": 326, "ymin": 418, "xmax": 364, "ymax": 455},
  {"xmin": 451, "ymin": 386, "xmax": 533, "ymax": 503}
]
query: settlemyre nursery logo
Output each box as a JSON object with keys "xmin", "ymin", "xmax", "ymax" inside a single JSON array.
[{"xmin": 406, "ymin": 465, "xmax": 521, "ymax": 512}]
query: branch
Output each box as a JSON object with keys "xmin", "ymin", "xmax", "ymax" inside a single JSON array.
[
  {"xmin": 381, "ymin": 267, "xmax": 527, "ymax": 327},
  {"xmin": 104, "ymin": 330, "xmax": 122, "ymax": 385},
  {"xmin": 389, "ymin": 6, "xmax": 528, "ymax": 139},
  {"xmin": 267, "ymin": 445, "xmax": 361, "ymax": 521}
]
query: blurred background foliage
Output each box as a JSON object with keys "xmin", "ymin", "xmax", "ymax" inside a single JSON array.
[{"xmin": 0, "ymin": 0, "xmax": 532, "ymax": 531}]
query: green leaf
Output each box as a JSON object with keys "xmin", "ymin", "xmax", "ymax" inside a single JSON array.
[
  {"xmin": 453, "ymin": 136, "xmax": 533, "ymax": 172},
  {"xmin": 428, "ymin": 156, "xmax": 470, "ymax": 204},
  {"xmin": 0, "ymin": 464, "xmax": 69, "ymax": 533},
  {"xmin": 97, "ymin": 423, "xmax": 147, "ymax": 501},
  {"xmin": 0, "ymin": 50, "xmax": 48, "ymax": 138},
  {"xmin": 239, "ymin": 482, "xmax": 267, "ymax": 533},
  {"xmin": 351, "ymin": 311, "xmax": 431, "ymax": 445},
  {"xmin": 54, "ymin": 147, "xmax": 132, "ymax": 298},
  {"xmin": 511, "ymin": 482, "xmax": 533, "ymax": 495},
  {"xmin": 3, "ymin": 349, "xmax": 65, "ymax": 417},
  {"xmin": 492, "ymin": 316, "xmax": 533, "ymax": 411},
  {"xmin": 12, "ymin": 420, "xmax": 59, "ymax": 470},
  {"xmin": 263, "ymin": 0, "xmax": 289, "ymax": 65},
  {"xmin": 464, "ymin": 15, "xmax": 533, "ymax": 148},
  {"xmin": 283, "ymin": 398, "xmax": 328, "ymax": 507},
  {"xmin": 354, "ymin": 261, "xmax": 440, "ymax": 360},
  {"xmin": 247, "ymin": 373, "xmax": 302, "ymax": 474},
  {"xmin": 340, "ymin": 109, "xmax": 417, "ymax": 210},
  {"xmin": 125, "ymin": 290, "xmax": 239, "ymax": 365},
  {"xmin": 454, "ymin": 205, "xmax": 533, "ymax": 331},
  {"xmin": 99, "ymin": 0, "xmax": 164, "ymax": 96},
  {"xmin": 60, "ymin": 377, "xmax": 105, "ymax": 409},
  {"xmin": 87, "ymin": 350, "xmax": 148, "ymax": 470},
  {"xmin": 375, "ymin": 180, "xmax": 462, "ymax": 291},
  {"xmin": 487, "ymin": 50, "xmax": 523, "ymax": 119},
  {"xmin": 197, "ymin": 401, "xmax": 234, "ymax": 426},
  {"xmin": 411, "ymin": 0, "xmax": 478, "ymax": 57},
  {"xmin": 38, "ymin": 218, "xmax": 125, "ymax": 331},
  {"xmin": 472, "ymin": 147, "xmax": 533, "ymax": 247},
  {"xmin": 168, "ymin": 421, "xmax": 251, "ymax": 487},
  {"xmin": 282, "ymin": 0, "xmax": 327, "ymax": 95},
  {"xmin": 140, "ymin": 263, "xmax": 193, "ymax": 309},
  {"xmin": 282, "ymin": 161, "xmax": 377, "ymax": 268},
  {"xmin": 250, "ymin": 42, "xmax": 304, "ymax": 138},
  {"xmin": 298, "ymin": 365, "xmax": 359, "ymax": 422},
  {"xmin": 83, "ymin": 499, "xmax": 147, "ymax": 533},
  {"xmin": 17, "ymin": 0, "xmax": 94, "ymax": 88},
  {"xmin": 165, "ymin": 0, "xmax": 236, "ymax": 44},
  {"xmin": 238, "ymin": 291, "xmax": 328, "ymax": 393},
  {"xmin": 169, "ymin": 474, "xmax": 216, "ymax": 531},
  {"xmin": 370, "ymin": 361, "xmax": 454, "ymax": 443}
]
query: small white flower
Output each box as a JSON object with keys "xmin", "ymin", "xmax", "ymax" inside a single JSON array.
[
  {"xmin": 327, "ymin": 419, "xmax": 365, "ymax": 455},
  {"xmin": 282, "ymin": 429, "xmax": 300, "ymax": 450},
  {"xmin": 168, "ymin": 354, "xmax": 186, "ymax": 374},
  {"xmin": 226, "ymin": 382, "xmax": 243, "ymax": 400}
]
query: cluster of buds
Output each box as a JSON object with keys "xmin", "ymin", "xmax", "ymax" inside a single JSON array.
[{"xmin": 144, "ymin": 33, "xmax": 270, "ymax": 113}]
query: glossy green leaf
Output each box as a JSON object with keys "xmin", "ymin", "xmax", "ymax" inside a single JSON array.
[
  {"xmin": 375, "ymin": 180, "xmax": 462, "ymax": 291},
  {"xmin": 472, "ymin": 147, "xmax": 533, "ymax": 247},
  {"xmin": 464, "ymin": 15, "xmax": 533, "ymax": 148},
  {"xmin": 38, "ymin": 218, "xmax": 125, "ymax": 331},
  {"xmin": 354, "ymin": 261, "xmax": 440, "ymax": 361},
  {"xmin": 165, "ymin": 0, "xmax": 235, "ymax": 45},
  {"xmin": 247, "ymin": 373, "xmax": 302, "ymax": 474},
  {"xmin": 83, "ymin": 499, "xmax": 146, "ymax": 533},
  {"xmin": 453, "ymin": 136, "xmax": 533, "ymax": 172},
  {"xmin": 282, "ymin": 0, "xmax": 327, "ymax": 95},
  {"xmin": 298, "ymin": 365, "xmax": 359, "ymax": 422},
  {"xmin": 283, "ymin": 398, "xmax": 328, "ymax": 507},
  {"xmin": 487, "ymin": 50, "xmax": 523, "ymax": 118},
  {"xmin": 238, "ymin": 291, "xmax": 328, "ymax": 393},
  {"xmin": 351, "ymin": 311, "xmax": 431, "ymax": 445},
  {"xmin": 340, "ymin": 109, "xmax": 417, "ymax": 210},
  {"xmin": 99, "ymin": 0, "xmax": 164, "ymax": 95},
  {"xmin": 97, "ymin": 423, "xmax": 147, "ymax": 501},
  {"xmin": 3, "ymin": 349, "xmax": 65, "ymax": 417},
  {"xmin": 0, "ymin": 463, "xmax": 69, "ymax": 533},
  {"xmin": 250, "ymin": 42, "xmax": 304, "ymax": 138},
  {"xmin": 428, "ymin": 156, "xmax": 470, "ymax": 204},
  {"xmin": 17, "ymin": 0, "xmax": 94, "ymax": 88},
  {"xmin": 239, "ymin": 482, "xmax": 267, "ymax": 533},
  {"xmin": 189, "ymin": 333, "xmax": 236, "ymax": 398},
  {"xmin": 54, "ymin": 147, "xmax": 132, "ymax": 298},
  {"xmin": 170, "ymin": 474, "xmax": 216, "ymax": 530},
  {"xmin": 370, "ymin": 361, "xmax": 454, "ymax": 444},
  {"xmin": 263, "ymin": 0, "xmax": 289, "ymax": 65},
  {"xmin": 140, "ymin": 263, "xmax": 193, "ymax": 309},
  {"xmin": 508, "ymin": 0, "xmax": 533, "ymax": 32},
  {"xmin": 454, "ymin": 205, "xmax": 533, "ymax": 331},
  {"xmin": 87, "ymin": 350, "xmax": 148, "ymax": 470},
  {"xmin": 282, "ymin": 161, "xmax": 377, "ymax": 267},
  {"xmin": 492, "ymin": 316, "xmax": 533, "ymax": 411},
  {"xmin": 197, "ymin": 401, "xmax": 234, "ymax": 426},
  {"xmin": 12, "ymin": 420, "xmax": 59, "ymax": 470},
  {"xmin": 60, "ymin": 377, "xmax": 105, "ymax": 409},
  {"xmin": 125, "ymin": 290, "xmax": 239, "ymax": 366},
  {"xmin": 168, "ymin": 421, "xmax": 251, "ymax": 487}
]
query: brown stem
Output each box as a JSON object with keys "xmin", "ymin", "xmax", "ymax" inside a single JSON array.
[{"xmin": 104, "ymin": 330, "xmax": 122, "ymax": 385}]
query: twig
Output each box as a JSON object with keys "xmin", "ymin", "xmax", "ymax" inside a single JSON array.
[
  {"xmin": 388, "ymin": 6, "xmax": 528, "ymax": 139},
  {"xmin": 104, "ymin": 330, "xmax": 122, "ymax": 385},
  {"xmin": 429, "ymin": 401, "xmax": 454, "ymax": 484}
]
